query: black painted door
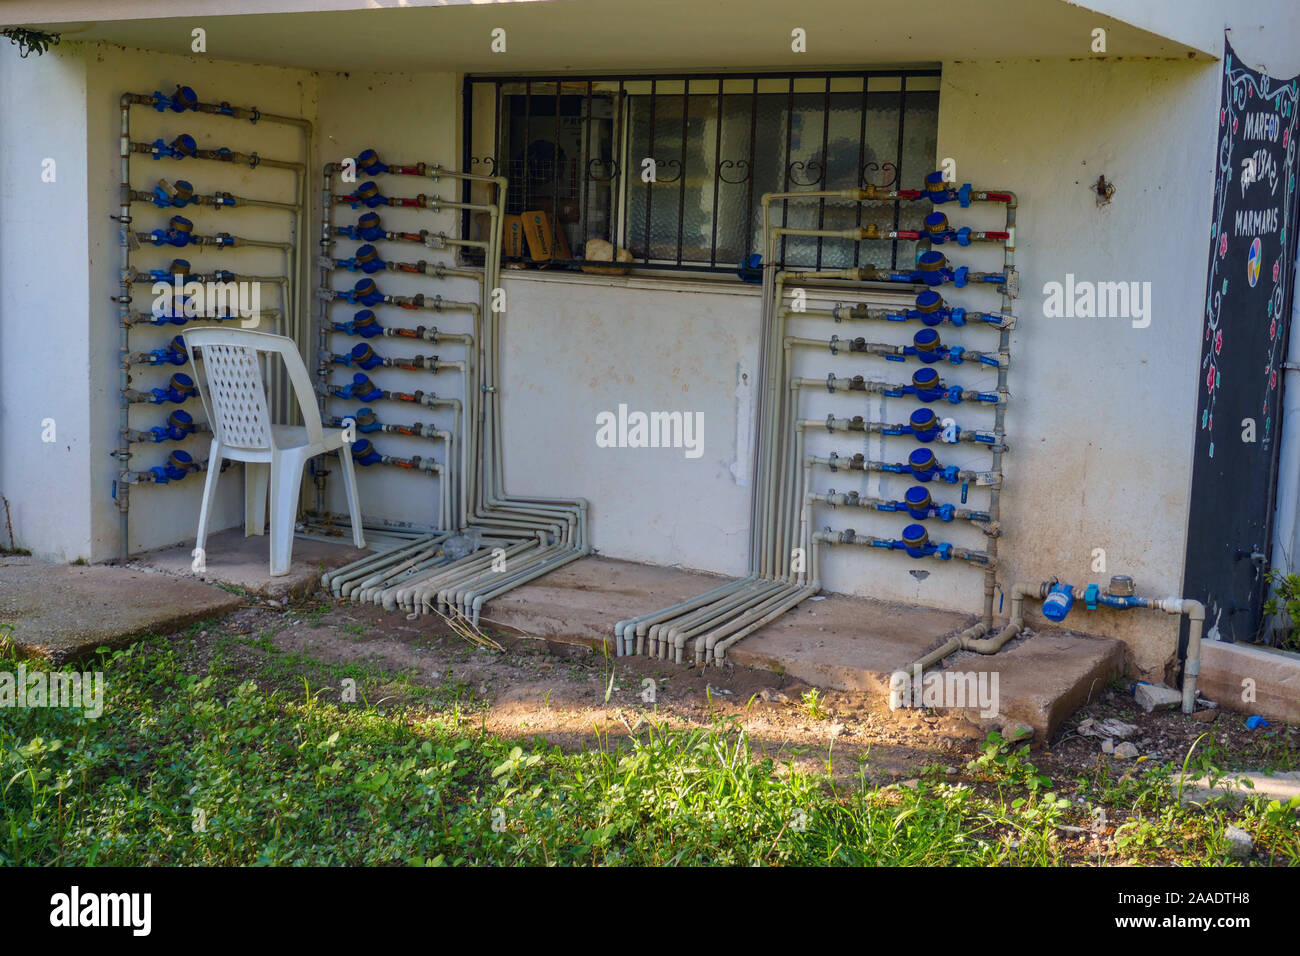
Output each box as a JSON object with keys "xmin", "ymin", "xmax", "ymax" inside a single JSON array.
[{"xmin": 1182, "ymin": 39, "xmax": 1300, "ymax": 646}]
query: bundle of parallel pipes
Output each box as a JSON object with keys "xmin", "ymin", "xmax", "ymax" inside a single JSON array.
[
  {"xmin": 318, "ymin": 151, "xmax": 589, "ymax": 625},
  {"xmin": 308, "ymin": 156, "xmax": 479, "ymax": 538},
  {"xmin": 114, "ymin": 86, "xmax": 311, "ymax": 558},
  {"xmin": 616, "ymin": 174, "xmax": 1018, "ymax": 665}
]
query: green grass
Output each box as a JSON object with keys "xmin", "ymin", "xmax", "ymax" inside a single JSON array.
[
  {"xmin": 1, "ymin": 636, "xmax": 1296, "ymax": 867},
  {"xmin": 801, "ymin": 688, "xmax": 829, "ymax": 721}
]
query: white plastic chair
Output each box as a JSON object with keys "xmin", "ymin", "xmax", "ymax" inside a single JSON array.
[{"xmin": 183, "ymin": 327, "xmax": 365, "ymax": 576}]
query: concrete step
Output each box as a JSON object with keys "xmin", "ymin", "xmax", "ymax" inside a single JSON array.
[
  {"xmin": 479, "ymin": 556, "xmax": 1126, "ymax": 740},
  {"xmin": 933, "ymin": 631, "xmax": 1126, "ymax": 741},
  {"xmin": 1176, "ymin": 770, "xmax": 1300, "ymax": 810},
  {"xmin": 0, "ymin": 556, "xmax": 242, "ymax": 663},
  {"xmin": 135, "ymin": 527, "xmax": 370, "ymax": 601},
  {"xmin": 1198, "ymin": 640, "xmax": 1300, "ymax": 725}
]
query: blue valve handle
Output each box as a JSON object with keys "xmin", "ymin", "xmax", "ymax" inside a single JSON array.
[
  {"xmin": 149, "ymin": 228, "xmax": 192, "ymax": 247},
  {"xmin": 146, "ymin": 410, "xmax": 197, "ymax": 443},
  {"xmin": 882, "ymin": 423, "xmax": 941, "ymax": 442},
  {"xmin": 147, "ymin": 338, "xmax": 189, "ymax": 366},
  {"xmin": 880, "ymin": 538, "xmax": 953, "ymax": 560},
  {"xmin": 356, "ymin": 149, "xmax": 389, "ymax": 175},
  {"xmin": 337, "ymin": 254, "xmax": 386, "ymax": 274},
  {"xmin": 338, "ymin": 222, "xmax": 387, "ymax": 242},
  {"xmin": 343, "ymin": 280, "xmax": 385, "ymax": 306},
  {"xmin": 147, "ymin": 449, "xmax": 198, "ymax": 483},
  {"xmin": 151, "ymin": 86, "xmax": 198, "ymax": 113},
  {"xmin": 331, "ymin": 345, "xmax": 384, "ymax": 371},
  {"xmin": 925, "ymin": 183, "xmax": 977, "ymax": 208},
  {"xmin": 350, "ymin": 439, "xmax": 384, "ymax": 465},
  {"xmin": 331, "ymin": 319, "xmax": 384, "ymax": 338},
  {"xmin": 346, "ymin": 182, "xmax": 389, "ymax": 209},
  {"xmin": 150, "ymin": 185, "xmax": 186, "ymax": 208},
  {"xmin": 335, "ymin": 373, "xmax": 383, "ymax": 402},
  {"xmin": 924, "ymin": 227, "xmax": 974, "ymax": 246},
  {"xmin": 147, "ymin": 373, "xmax": 197, "ymax": 405},
  {"xmin": 876, "ymin": 500, "xmax": 958, "ymax": 522}
]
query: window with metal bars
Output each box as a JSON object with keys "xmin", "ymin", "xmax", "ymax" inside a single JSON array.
[{"xmin": 462, "ymin": 70, "xmax": 940, "ymax": 276}]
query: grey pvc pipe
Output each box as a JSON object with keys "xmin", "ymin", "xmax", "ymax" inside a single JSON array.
[
  {"xmin": 118, "ymin": 91, "xmax": 312, "ymax": 556},
  {"xmin": 898, "ymin": 581, "xmax": 1205, "ymax": 716}
]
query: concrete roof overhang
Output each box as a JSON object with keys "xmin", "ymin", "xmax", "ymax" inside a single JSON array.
[{"xmin": 5, "ymin": 0, "xmax": 1213, "ymax": 73}]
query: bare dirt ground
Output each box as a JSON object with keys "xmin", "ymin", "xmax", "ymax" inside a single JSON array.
[{"xmin": 180, "ymin": 587, "xmax": 1297, "ymax": 789}]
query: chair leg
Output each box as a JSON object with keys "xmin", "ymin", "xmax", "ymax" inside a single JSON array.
[
  {"xmin": 244, "ymin": 462, "xmax": 269, "ymax": 537},
  {"xmin": 337, "ymin": 447, "xmax": 367, "ymax": 549},
  {"xmin": 268, "ymin": 455, "xmax": 303, "ymax": 577},
  {"xmin": 195, "ymin": 440, "xmax": 223, "ymax": 561}
]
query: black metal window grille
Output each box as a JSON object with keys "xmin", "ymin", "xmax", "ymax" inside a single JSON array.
[{"xmin": 462, "ymin": 69, "xmax": 940, "ymax": 275}]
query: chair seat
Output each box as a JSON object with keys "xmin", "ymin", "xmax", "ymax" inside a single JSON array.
[
  {"xmin": 219, "ymin": 425, "xmax": 348, "ymax": 462},
  {"xmin": 271, "ymin": 424, "xmax": 347, "ymax": 452}
]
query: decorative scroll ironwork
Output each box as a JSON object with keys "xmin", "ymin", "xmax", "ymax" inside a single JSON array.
[
  {"xmin": 717, "ymin": 159, "xmax": 751, "ymax": 185},
  {"xmin": 463, "ymin": 70, "xmax": 937, "ymax": 272},
  {"xmin": 861, "ymin": 161, "xmax": 898, "ymax": 189},
  {"xmin": 787, "ymin": 159, "xmax": 825, "ymax": 187},
  {"xmin": 587, "ymin": 157, "xmax": 620, "ymax": 182}
]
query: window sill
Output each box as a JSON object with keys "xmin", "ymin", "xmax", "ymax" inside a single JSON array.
[
  {"xmin": 498, "ymin": 267, "xmax": 763, "ymax": 297},
  {"xmin": 496, "ymin": 265, "xmax": 922, "ymax": 307}
]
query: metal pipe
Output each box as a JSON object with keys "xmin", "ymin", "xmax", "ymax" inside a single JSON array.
[
  {"xmin": 117, "ymin": 89, "xmax": 312, "ymax": 557},
  {"xmin": 324, "ymin": 163, "xmax": 589, "ymax": 627}
]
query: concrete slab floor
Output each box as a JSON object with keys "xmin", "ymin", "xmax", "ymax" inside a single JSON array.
[
  {"xmin": 0, "ymin": 541, "xmax": 1127, "ymax": 740},
  {"xmin": 133, "ymin": 527, "xmax": 370, "ymax": 601},
  {"xmin": 1198, "ymin": 640, "xmax": 1300, "ymax": 725},
  {"xmin": 479, "ymin": 555, "xmax": 1125, "ymax": 740},
  {"xmin": 938, "ymin": 633, "xmax": 1125, "ymax": 742},
  {"xmin": 1175, "ymin": 770, "xmax": 1300, "ymax": 811},
  {"xmin": 0, "ymin": 554, "xmax": 242, "ymax": 664}
]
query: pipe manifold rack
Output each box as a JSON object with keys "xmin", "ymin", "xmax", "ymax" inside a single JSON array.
[
  {"xmin": 114, "ymin": 85, "xmax": 312, "ymax": 557},
  {"xmin": 616, "ymin": 172, "xmax": 1019, "ymax": 665},
  {"xmin": 317, "ymin": 150, "xmax": 589, "ymax": 625}
]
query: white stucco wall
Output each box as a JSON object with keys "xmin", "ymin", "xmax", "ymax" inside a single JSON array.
[
  {"xmin": 81, "ymin": 44, "xmax": 319, "ymax": 559},
  {"xmin": 3, "ymin": 0, "xmax": 1298, "ymax": 677},
  {"xmin": 0, "ymin": 47, "xmax": 92, "ymax": 560},
  {"xmin": 475, "ymin": 45, "xmax": 1295, "ymax": 675},
  {"xmin": 0, "ymin": 44, "xmax": 1232, "ymax": 674},
  {"xmin": 936, "ymin": 56, "xmax": 1221, "ymax": 672},
  {"xmin": 496, "ymin": 273, "xmax": 762, "ymax": 575},
  {"xmin": 314, "ymin": 70, "xmax": 469, "ymax": 531}
]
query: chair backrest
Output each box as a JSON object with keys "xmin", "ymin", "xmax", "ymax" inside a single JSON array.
[{"xmin": 182, "ymin": 327, "xmax": 324, "ymax": 450}]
